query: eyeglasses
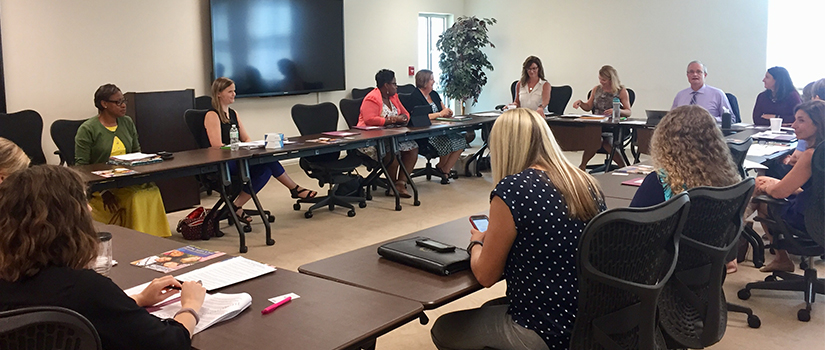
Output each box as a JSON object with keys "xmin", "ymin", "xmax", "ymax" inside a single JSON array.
[
  {"xmin": 106, "ymin": 99, "xmax": 127, "ymax": 106},
  {"xmin": 527, "ymin": 67, "xmax": 539, "ymax": 71},
  {"xmin": 687, "ymin": 70, "xmax": 704, "ymax": 75}
]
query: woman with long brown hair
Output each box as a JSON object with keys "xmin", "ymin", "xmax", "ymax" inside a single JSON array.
[
  {"xmin": 514, "ymin": 56, "xmax": 551, "ymax": 115},
  {"xmin": 0, "ymin": 165, "xmax": 206, "ymax": 349}
]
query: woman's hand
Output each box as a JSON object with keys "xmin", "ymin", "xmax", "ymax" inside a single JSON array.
[
  {"xmin": 131, "ymin": 275, "xmax": 181, "ymax": 307},
  {"xmin": 755, "ymin": 176, "xmax": 780, "ymax": 194},
  {"xmin": 180, "ymin": 280, "xmax": 206, "ymax": 312},
  {"xmin": 603, "ymin": 108, "xmax": 614, "ymax": 117},
  {"xmin": 572, "ymin": 100, "xmax": 582, "ymax": 109},
  {"xmin": 101, "ymin": 191, "xmax": 120, "ymax": 213},
  {"xmin": 470, "ymin": 227, "xmax": 486, "ymax": 242},
  {"xmin": 442, "ymin": 107, "xmax": 453, "ymax": 117}
]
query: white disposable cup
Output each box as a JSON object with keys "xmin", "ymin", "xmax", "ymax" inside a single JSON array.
[{"xmin": 770, "ymin": 118, "xmax": 782, "ymax": 133}]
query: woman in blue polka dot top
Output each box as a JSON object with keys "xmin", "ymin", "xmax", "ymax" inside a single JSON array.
[{"xmin": 431, "ymin": 108, "xmax": 605, "ymax": 350}]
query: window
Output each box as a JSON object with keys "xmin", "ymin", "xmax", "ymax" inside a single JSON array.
[
  {"xmin": 418, "ymin": 13, "xmax": 450, "ymax": 90},
  {"xmin": 766, "ymin": 0, "xmax": 825, "ymax": 87}
]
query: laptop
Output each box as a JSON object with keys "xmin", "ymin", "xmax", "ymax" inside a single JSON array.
[
  {"xmin": 645, "ymin": 110, "xmax": 668, "ymax": 126},
  {"xmin": 407, "ymin": 105, "xmax": 433, "ymax": 127}
]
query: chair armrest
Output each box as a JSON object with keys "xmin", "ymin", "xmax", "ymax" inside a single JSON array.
[
  {"xmin": 752, "ymin": 194, "xmax": 787, "ymax": 205},
  {"xmin": 494, "ymin": 104, "xmax": 505, "ymax": 111}
]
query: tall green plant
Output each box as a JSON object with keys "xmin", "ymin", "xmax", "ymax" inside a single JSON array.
[{"xmin": 437, "ymin": 16, "xmax": 496, "ymax": 109}]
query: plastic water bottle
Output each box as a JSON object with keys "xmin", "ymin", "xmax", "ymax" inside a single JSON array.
[
  {"xmin": 612, "ymin": 97, "xmax": 621, "ymax": 120},
  {"xmin": 229, "ymin": 124, "xmax": 240, "ymax": 151}
]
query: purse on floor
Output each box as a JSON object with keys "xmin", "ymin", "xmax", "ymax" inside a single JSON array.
[
  {"xmin": 377, "ymin": 236, "xmax": 470, "ymax": 276},
  {"xmin": 177, "ymin": 206, "xmax": 221, "ymax": 240}
]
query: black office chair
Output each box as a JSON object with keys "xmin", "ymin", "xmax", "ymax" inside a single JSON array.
[
  {"xmin": 195, "ymin": 95, "xmax": 212, "ymax": 110},
  {"xmin": 569, "ymin": 193, "xmax": 690, "ymax": 350},
  {"xmin": 727, "ymin": 137, "xmax": 753, "ymax": 180},
  {"xmin": 586, "ymin": 88, "xmax": 637, "ymax": 173},
  {"xmin": 291, "ymin": 102, "xmax": 366, "ymax": 218},
  {"xmin": 339, "ymin": 97, "xmax": 364, "ymax": 129},
  {"xmin": 738, "ymin": 142, "xmax": 825, "ymax": 322},
  {"xmin": 546, "ymin": 85, "xmax": 573, "ymax": 116},
  {"xmin": 0, "ymin": 110, "xmax": 47, "ymax": 165},
  {"xmin": 396, "ymin": 84, "xmax": 416, "ymax": 94},
  {"xmin": 658, "ymin": 179, "xmax": 758, "ymax": 349},
  {"xmin": 183, "ymin": 109, "xmax": 274, "ymax": 253},
  {"xmin": 494, "ymin": 80, "xmax": 519, "ymax": 110},
  {"xmin": 0, "ymin": 306, "xmax": 102, "ymax": 350},
  {"xmin": 351, "ymin": 87, "xmax": 373, "ymax": 100},
  {"xmin": 726, "ymin": 93, "xmax": 741, "ymax": 124},
  {"xmin": 49, "ymin": 119, "xmax": 85, "ymax": 166}
]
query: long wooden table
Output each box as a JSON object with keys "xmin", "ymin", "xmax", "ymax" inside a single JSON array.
[{"xmin": 103, "ymin": 223, "xmax": 423, "ymax": 350}]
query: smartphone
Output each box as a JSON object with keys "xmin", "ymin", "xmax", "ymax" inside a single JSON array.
[
  {"xmin": 469, "ymin": 215, "xmax": 489, "ymax": 231},
  {"xmin": 415, "ymin": 238, "xmax": 456, "ymax": 253}
]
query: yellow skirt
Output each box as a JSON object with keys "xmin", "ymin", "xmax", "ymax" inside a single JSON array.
[{"xmin": 89, "ymin": 183, "xmax": 171, "ymax": 238}]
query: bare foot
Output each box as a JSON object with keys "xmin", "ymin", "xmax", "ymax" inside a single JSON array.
[
  {"xmin": 759, "ymin": 260, "xmax": 794, "ymax": 273},
  {"xmin": 726, "ymin": 260, "xmax": 738, "ymax": 274}
]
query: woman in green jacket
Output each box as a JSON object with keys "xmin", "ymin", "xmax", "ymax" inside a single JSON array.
[{"xmin": 75, "ymin": 84, "xmax": 171, "ymax": 237}]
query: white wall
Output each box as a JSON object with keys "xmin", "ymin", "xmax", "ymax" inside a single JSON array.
[
  {"xmin": 1, "ymin": 0, "xmax": 770, "ymax": 164},
  {"xmin": 0, "ymin": 0, "xmax": 464, "ymax": 163},
  {"xmin": 463, "ymin": 0, "xmax": 769, "ymax": 123}
]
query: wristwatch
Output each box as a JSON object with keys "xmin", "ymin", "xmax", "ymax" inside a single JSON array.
[{"xmin": 466, "ymin": 240, "xmax": 483, "ymax": 252}]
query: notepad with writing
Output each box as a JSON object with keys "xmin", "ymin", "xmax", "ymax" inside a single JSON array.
[
  {"xmin": 621, "ymin": 177, "xmax": 645, "ymax": 187},
  {"xmin": 175, "ymin": 256, "xmax": 276, "ymax": 291}
]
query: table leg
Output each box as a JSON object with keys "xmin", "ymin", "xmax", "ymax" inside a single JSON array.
[
  {"xmin": 241, "ymin": 159, "xmax": 274, "ymax": 246},
  {"xmin": 377, "ymin": 141, "xmax": 402, "ymax": 211},
  {"xmin": 393, "ymin": 139, "xmax": 420, "ymax": 207},
  {"xmin": 220, "ymin": 162, "xmax": 247, "ymax": 253},
  {"xmin": 603, "ymin": 126, "xmax": 624, "ymax": 171}
]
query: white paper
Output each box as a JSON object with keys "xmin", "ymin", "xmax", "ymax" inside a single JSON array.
[
  {"xmin": 110, "ymin": 152, "xmax": 157, "ymax": 161},
  {"xmin": 175, "ymin": 256, "xmax": 276, "ymax": 291},
  {"xmin": 747, "ymin": 143, "xmax": 793, "ymax": 157},
  {"xmin": 470, "ymin": 111, "xmax": 501, "ymax": 117},
  {"xmin": 268, "ymin": 292, "xmax": 301, "ymax": 304},
  {"xmin": 743, "ymin": 159, "xmax": 769, "ymax": 170},
  {"xmin": 148, "ymin": 292, "xmax": 252, "ymax": 334},
  {"xmin": 237, "ymin": 140, "xmax": 265, "ymax": 149}
]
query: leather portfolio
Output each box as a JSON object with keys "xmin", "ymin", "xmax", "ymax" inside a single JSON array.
[{"xmin": 377, "ymin": 236, "xmax": 470, "ymax": 276}]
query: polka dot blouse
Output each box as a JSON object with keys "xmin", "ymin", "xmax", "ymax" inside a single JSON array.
[{"xmin": 491, "ymin": 168, "xmax": 589, "ymax": 348}]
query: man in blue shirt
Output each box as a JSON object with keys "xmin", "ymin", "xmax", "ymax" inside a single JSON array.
[{"xmin": 672, "ymin": 60, "xmax": 733, "ymax": 124}]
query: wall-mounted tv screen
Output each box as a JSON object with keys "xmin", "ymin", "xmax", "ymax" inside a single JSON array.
[{"xmin": 209, "ymin": 0, "xmax": 345, "ymax": 97}]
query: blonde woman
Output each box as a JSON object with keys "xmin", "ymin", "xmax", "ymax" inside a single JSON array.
[
  {"xmin": 572, "ymin": 65, "xmax": 633, "ymax": 169},
  {"xmin": 630, "ymin": 105, "xmax": 741, "ymax": 271},
  {"xmin": 430, "ymin": 108, "xmax": 604, "ymax": 350},
  {"xmin": 0, "ymin": 137, "xmax": 29, "ymax": 183}
]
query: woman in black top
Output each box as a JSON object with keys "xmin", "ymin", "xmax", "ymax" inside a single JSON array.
[
  {"xmin": 407, "ymin": 70, "xmax": 467, "ymax": 181},
  {"xmin": 0, "ymin": 165, "xmax": 206, "ymax": 350},
  {"xmin": 205, "ymin": 77, "xmax": 316, "ymax": 223},
  {"xmin": 430, "ymin": 108, "xmax": 604, "ymax": 350}
]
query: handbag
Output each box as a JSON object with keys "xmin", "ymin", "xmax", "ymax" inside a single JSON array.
[
  {"xmin": 377, "ymin": 236, "xmax": 470, "ymax": 276},
  {"xmin": 176, "ymin": 207, "xmax": 221, "ymax": 240}
]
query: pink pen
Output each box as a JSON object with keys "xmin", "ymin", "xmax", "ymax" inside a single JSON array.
[{"xmin": 261, "ymin": 296, "xmax": 292, "ymax": 315}]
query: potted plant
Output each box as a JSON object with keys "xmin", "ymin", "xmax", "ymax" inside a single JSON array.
[{"xmin": 437, "ymin": 16, "xmax": 496, "ymax": 115}]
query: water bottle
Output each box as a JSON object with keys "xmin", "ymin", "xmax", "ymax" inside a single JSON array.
[
  {"xmin": 612, "ymin": 97, "xmax": 621, "ymax": 120},
  {"xmin": 229, "ymin": 124, "xmax": 240, "ymax": 151}
]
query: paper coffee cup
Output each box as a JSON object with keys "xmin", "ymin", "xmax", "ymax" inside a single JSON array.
[
  {"xmin": 770, "ymin": 118, "xmax": 782, "ymax": 133},
  {"xmin": 265, "ymin": 133, "xmax": 284, "ymax": 149}
]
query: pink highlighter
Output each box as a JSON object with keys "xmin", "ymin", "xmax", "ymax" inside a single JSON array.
[{"xmin": 261, "ymin": 296, "xmax": 292, "ymax": 315}]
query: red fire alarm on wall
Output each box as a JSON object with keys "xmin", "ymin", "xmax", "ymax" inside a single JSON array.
[{"xmin": 408, "ymin": 66, "xmax": 415, "ymax": 76}]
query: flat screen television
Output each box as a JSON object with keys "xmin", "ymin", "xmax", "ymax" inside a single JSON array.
[{"xmin": 209, "ymin": 0, "xmax": 345, "ymax": 97}]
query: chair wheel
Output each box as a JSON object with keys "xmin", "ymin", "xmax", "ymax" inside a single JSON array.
[
  {"xmin": 414, "ymin": 200, "xmax": 421, "ymax": 206},
  {"xmin": 359, "ymin": 201, "xmax": 367, "ymax": 208},
  {"xmin": 293, "ymin": 203, "xmax": 301, "ymax": 210},
  {"xmin": 266, "ymin": 238, "xmax": 275, "ymax": 245},
  {"xmin": 426, "ymin": 174, "xmax": 431, "ymax": 180},
  {"xmin": 738, "ymin": 289, "xmax": 751, "ymax": 300},
  {"xmin": 243, "ymin": 225, "xmax": 252, "ymax": 233},
  {"xmin": 268, "ymin": 215, "xmax": 275, "ymax": 223},
  {"xmin": 348, "ymin": 210, "xmax": 356, "ymax": 217},
  {"xmin": 464, "ymin": 171, "xmax": 473, "ymax": 177},
  {"xmin": 215, "ymin": 230, "xmax": 225, "ymax": 238},
  {"xmin": 475, "ymin": 172, "xmax": 483, "ymax": 177},
  {"xmin": 798, "ymin": 308, "xmax": 811, "ymax": 322},
  {"xmin": 800, "ymin": 260, "xmax": 809, "ymax": 270},
  {"xmin": 440, "ymin": 178, "xmax": 450, "ymax": 184},
  {"xmin": 366, "ymin": 193, "xmax": 373, "ymax": 200},
  {"xmin": 747, "ymin": 314, "xmax": 761, "ymax": 328},
  {"xmin": 329, "ymin": 205, "xmax": 335, "ymax": 211},
  {"xmin": 765, "ymin": 275, "xmax": 777, "ymax": 282},
  {"xmin": 304, "ymin": 211, "xmax": 313, "ymax": 218},
  {"xmin": 240, "ymin": 246, "xmax": 248, "ymax": 253},
  {"xmin": 753, "ymin": 257, "xmax": 764, "ymax": 268},
  {"xmin": 395, "ymin": 205, "xmax": 402, "ymax": 211}
]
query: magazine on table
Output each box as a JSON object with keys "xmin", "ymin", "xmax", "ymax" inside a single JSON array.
[
  {"xmin": 92, "ymin": 168, "xmax": 139, "ymax": 178},
  {"xmin": 108, "ymin": 152, "xmax": 162, "ymax": 166},
  {"xmin": 130, "ymin": 246, "xmax": 225, "ymax": 273}
]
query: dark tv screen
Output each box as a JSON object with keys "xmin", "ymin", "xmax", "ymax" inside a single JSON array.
[{"xmin": 209, "ymin": 0, "xmax": 345, "ymax": 97}]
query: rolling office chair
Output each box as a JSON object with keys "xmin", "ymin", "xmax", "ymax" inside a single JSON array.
[
  {"xmin": 183, "ymin": 109, "xmax": 274, "ymax": 253},
  {"xmin": 727, "ymin": 137, "xmax": 769, "ymax": 268},
  {"xmin": 738, "ymin": 142, "xmax": 825, "ymax": 322},
  {"xmin": 351, "ymin": 87, "xmax": 373, "ymax": 100},
  {"xmin": 725, "ymin": 93, "xmax": 741, "ymax": 123},
  {"xmin": 339, "ymin": 97, "xmax": 364, "ymax": 129},
  {"xmin": 493, "ymin": 80, "xmax": 519, "ymax": 110},
  {"xmin": 586, "ymin": 88, "xmax": 637, "ymax": 173},
  {"xmin": 546, "ymin": 85, "xmax": 573, "ymax": 116},
  {"xmin": 195, "ymin": 95, "xmax": 212, "ymax": 110},
  {"xmin": 396, "ymin": 83, "xmax": 416, "ymax": 94},
  {"xmin": 291, "ymin": 102, "xmax": 366, "ymax": 218},
  {"xmin": 0, "ymin": 306, "xmax": 102, "ymax": 350},
  {"xmin": 569, "ymin": 193, "xmax": 690, "ymax": 350},
  {"xmin": 658, "ymin": 179, "xmax": 758, "ymax": 350},
  {"xmin": 50, "ymin": 119, "xmax": 85, "ymax": 165},
  {"xmin": 0, "ymin": 110, "xmax": 48, "ymax": 165}
]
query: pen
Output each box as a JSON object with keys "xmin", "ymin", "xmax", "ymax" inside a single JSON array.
[{"xmin": 261, "ymin": 296, "xmax": 292, "ymax": 315}]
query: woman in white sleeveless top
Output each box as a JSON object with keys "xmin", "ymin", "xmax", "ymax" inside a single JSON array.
[{"xmin": 514, "ymin": 56, "xmax": 551, "ymax": 115}]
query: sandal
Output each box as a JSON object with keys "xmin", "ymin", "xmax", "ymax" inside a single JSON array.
[
  {"xmin": 234, "ymin": 209, "xmax": 253, "ymax": 224},
  {"xmin": 435, "ymin": 167, "xmax": 451, "ymax": 185},
  {"xmin": 291, "ymin": 185, "xmax": 317, "ymax": 199},
  {"xmin": 395, "ymin": 181, "xmax": 412, "ymax": 198}
]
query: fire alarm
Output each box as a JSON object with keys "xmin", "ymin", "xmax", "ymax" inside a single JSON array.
[{"xmin": 408, "ymin": 66, "xmax": 415, "ymax": 76}]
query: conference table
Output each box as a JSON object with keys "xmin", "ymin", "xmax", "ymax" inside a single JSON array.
[{"xmin": 102, "ymin": 223, "xmax": 423, "ymax": 350}]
